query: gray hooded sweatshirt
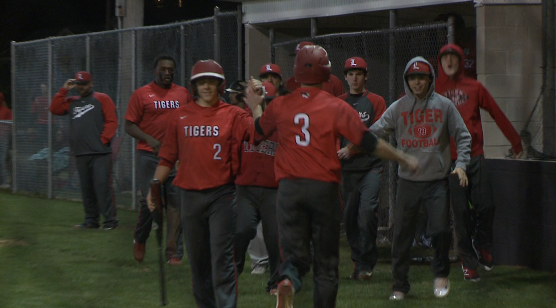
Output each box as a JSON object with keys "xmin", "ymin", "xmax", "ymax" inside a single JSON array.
[{"xmin": 370, "ymin": 56, "xmax": 471, "ymax": 182}]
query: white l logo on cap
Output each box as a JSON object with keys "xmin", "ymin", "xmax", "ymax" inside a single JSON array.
[{"xmin": 350, "ymin": 59, "xmax": 356, "ymax": 66}]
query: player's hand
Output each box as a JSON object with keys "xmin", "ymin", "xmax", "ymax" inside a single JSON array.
[
  {"xmin": 146, "ymin": 136, "xmax": 161, "ymax": 155},
  {"xmin": 245, "ymin": 77, "xmax": 264, "ymax": 119},
  {"xmin": 63, "ymin": 79, "xmax": 76, "ymax": 91},
  {"xmin": 514, "ymin": 151, "xmax": 523, "ymax": 159},
  {"xmin": 147, "ymin": 189, "xmax": 156, "ymax": 212},
  {"xmin": 400, "ymin": 154, "xmax": 419, "ymax": 174},
  {"xmin": 337, "ymin": 147, "xmax": 351, "ymax": 160},
  {"xmin": 451, "ymin": 167, "xmax": 468, "ymax": 187}
]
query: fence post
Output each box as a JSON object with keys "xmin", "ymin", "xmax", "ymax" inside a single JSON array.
[
  {"xmin": 237, "ymin": 6, "xmax": 243, "ymax": 80},
  {"xmin": 47, "ymin": 39, "xmax": 53, "ymax": 198},
  {"xmin": 387, "ymin": 9, "xmax": 397, "ymax": 231},
  {"xmin": 180, "ymin": 24, "xmax": 186, "ymax": 87},
  {"xmin": 270, "ymin": 28, "xmax": 275, "ymax": 64},
  {"xmin": 131, "ymin": 28, "xmax": 137, "ymax": 210},
  {"xmin": 86, "ymin": 35, "xmax": 91, "ymax": 71},
  {"xmin": 214, "ymin": 6, "xmax": 221, "ymax": 63},
  {"xmin": 311, "ymin": 18, "xmax": 318, "ymax": 38},
  {"xmin": 447, "ymin": 16, "xmax": 455, "ymax": 44},
  {"xmin": 10, "ymin": 41, "xmax": 17, "ymax": 192}
]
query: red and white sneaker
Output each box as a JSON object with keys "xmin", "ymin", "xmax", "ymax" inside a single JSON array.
[
  {"xmin": 276, "ymin": 279, "xmax": 294, "ymax": 308},
  {"xmin": 477, "ymin": 248, "xmax": 494, "ymax": 271},
  {"xmin": 462, "ymin": 265, "xmax": 481, "ymax": 282}
]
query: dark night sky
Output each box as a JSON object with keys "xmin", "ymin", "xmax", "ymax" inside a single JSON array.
[{"xmin": 0, "ymin": 0, "xmax": 237, "ymax": 100}]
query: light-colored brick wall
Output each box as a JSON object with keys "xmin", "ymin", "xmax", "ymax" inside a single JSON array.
[{"xmin": 476, "ymin": 4, "xmax": 542, "ymax": 157}]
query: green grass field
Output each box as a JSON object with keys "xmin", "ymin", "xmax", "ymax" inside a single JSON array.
[{"xmin": 1, "ymin": 190, "xmax": 555, "ymax": 308}]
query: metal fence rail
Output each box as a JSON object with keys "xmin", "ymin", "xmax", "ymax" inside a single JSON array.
[{"xmin": 10, "ymin": 11, "xmax": 240, "ymax": 208}]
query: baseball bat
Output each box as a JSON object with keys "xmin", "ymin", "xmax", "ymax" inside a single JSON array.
[{"xmin": 150, "ymin": 179, "xmax": 168, "ymax": 306}]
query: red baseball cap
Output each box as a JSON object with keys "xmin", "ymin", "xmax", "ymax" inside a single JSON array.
[
  {"xmin": 405, "ymin": 61, "xmax": 431, "ymax": 76},
  {"xmin": 259, "ymin": 63, "xmax": 282, "ymax": 79},
  {"xmin": 262, "ymin": 81, "xmax": 277, "ymax": 99},
  {"xmin": 344, "ymin": 57, "xmax": 367, "ymax": 73},
  {"xmin": 294, "ymin": 41, "xmax": 314, "ymax": 54},
  {"xmin": 74, "ymin": 71, "xmax": 92, "ymax": 84}
]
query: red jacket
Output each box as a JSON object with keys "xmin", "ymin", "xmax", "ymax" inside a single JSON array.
[{"xmin": 435, "ymin": 44, "xmax": 522, "ymax": 159}]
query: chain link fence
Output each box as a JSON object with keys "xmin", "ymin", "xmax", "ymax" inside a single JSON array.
[
  {"xmin": 10, "ymin": 11, "xmax": 240, "ymax": 208},
  {"xmin": 273, "ymin": 22, "xmax": 449, "ymax": 243}
]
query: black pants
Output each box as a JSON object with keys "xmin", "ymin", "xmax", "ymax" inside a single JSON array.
[
  {"xmin": 234, "ymin": 185, "xmax": 280, "ymax": 291},
  {"xmin": 342, "ymin": 166, "xmax": 382, "ymax": 273},
  {"xmin": 134, "ymin": 150, "xmax": 183, "ymax": 260},
  {"xmin": 75, "ymin": 153, "xmax": 117, "ymax": 227},
  {"xmin": 277, "ymin": 178, "xmax": 341, "ymax": 308},
  {"xmin": 449, "ymin": 155, "xmax": 494, "ymax": 269},
  {"xmin": 180, "ymin": 185, "xmax": 237, "ymax": 308},
  {"xmin": 391, "ymin": 178, "xmax": 451, "ymax": 294}
]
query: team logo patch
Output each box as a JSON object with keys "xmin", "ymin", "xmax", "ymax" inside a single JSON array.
[
  {"xmin": 408, "ymin": 124, "xmax": 437, "ymax": 139},
  {"xmin": 301, "ymin": 92, "xmax": 310, "ymax": 99}
]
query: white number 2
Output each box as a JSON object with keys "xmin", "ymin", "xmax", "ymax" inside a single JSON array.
[
  {"xmin": 213, "ymin": 143, "xmax": 222, "ymax": 160},
  {"xmin": 294, "ymin": 113, "xmax": 310, "ymax": 147}
]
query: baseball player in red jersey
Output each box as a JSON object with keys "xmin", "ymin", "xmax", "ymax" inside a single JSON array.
[
  {"xmin": 285, "ymin": 41, "xmax": 345, "ymax": 97},
  {"xmin": 244, "ymin": 45, "xmax": 418, "ymax": 308},
  {"xmin": 125, "ymin": 55, "xmax": 192, "ymax": 265},
  {"xmin": 260, "ymin": 63, "xmax": 289, "ymax": 96},
  {"xmin": 50, "ymin": 71, "xmax": 118, "ymax": 230},
  {"xmin": 337, "ymin": 57, "xmax": 387, "ymax": 281},
  {"xmin": 147, "ymin": 59, "xmax": 253, "ymax": 308},
  {"xmin": 436, "ymin": 44, "xmax": 522, "ymax": 281},
  {"xmin": 234, "ymin": 81, "xmax": 280, "ymax": 294}
]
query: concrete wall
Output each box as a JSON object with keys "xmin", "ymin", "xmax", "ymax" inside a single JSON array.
[
  {"xmin": 476, "ymin": 4, "xmax": 542, "ymax": 157},
  {"xmin": 244, "ymin": 25, "xmax": 271, "ymax": 80}
]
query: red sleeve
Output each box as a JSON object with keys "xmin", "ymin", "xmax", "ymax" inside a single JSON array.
[
  {"xmin": 49, "ymin": 88, "xmax": 75, "ymax": 115},
  {"xmin": 372, "ymin": 96, "xmax": 387, "ymax": 124},
  {"xmin": 286, "ymin": 77, "xmax": 300, "ymax": 92},
  {"xmin": 232, "ymin": 109, "xmax": 255, "ymax": 176},
  {"xmin": 478, "ymin": 84, "xmax": 523, "ymax": 153},
  {"xmin": 96, "ymin": 93, "xmax": 118, "ymax": 145},
  {"xmin": 158, "ymin": 113, "xmax": 179, "ymax": 166},
  {"xmin": 257, "ymin": 100, "xmax": 278, "ymax": 137},
  {"xmin": 124, "ymin": 89, "xmax": 144, "ymax": 124},
  {"xmin": 331, "ymin": 75, "xmax": 345, "ymax": 97}
]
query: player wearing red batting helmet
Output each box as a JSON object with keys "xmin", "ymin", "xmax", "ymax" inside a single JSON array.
[
  {"xmin": 148, "ymin": 58, "xmax": 254, "ymax": 307},
  {"xmin": 244, "ymin": 46, "xmax": 418, "ymax": 308},
  {"xmin": 285, "ymin": 42, "xmax": 345, "ymax": 96},
  {"xmin": 338, "ymin": 56, "xmax": 387, "ymax": 281}
]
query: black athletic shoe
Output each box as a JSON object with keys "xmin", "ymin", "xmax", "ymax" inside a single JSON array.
[{"xmin": 73, "ymin": 223, "xmax": 99, "ymax": 229}]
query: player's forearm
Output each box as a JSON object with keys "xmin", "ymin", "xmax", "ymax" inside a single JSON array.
[
  {"xmin": 152, "ymin": 165, "xmax": 171, "ymax": 183},
  {"xmin": 372, "ymin": 138, "xmax": 408, "ymax": 165},
  {"xmin": 124, "ymin": 120, "xmax": 152, "ymax": 143}
]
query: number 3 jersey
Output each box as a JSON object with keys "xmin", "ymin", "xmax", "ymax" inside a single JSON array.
[
  {"xmin": 256, "ymin": 87, "xmax": 372, "ymax": 183},
  {"xmin": 158, "ymin": 100, "xmax": 253, "ymax": 190}
]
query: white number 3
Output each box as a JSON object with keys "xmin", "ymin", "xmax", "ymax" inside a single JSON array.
[
  {"xmin": 213, "ymin": 143, "xmax": 222, "ymax": 160},
  {"xmin": 294, "ymin": 113, "xmax": 310, "ymax": 147}
]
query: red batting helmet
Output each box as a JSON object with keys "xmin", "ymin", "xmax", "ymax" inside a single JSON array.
[
  {"xmin": 294, "ymin": 45, "xmax": 331, "ymax": 85},
  {"xmin": 190, "ymin": 59, "xmax": 226, "ymax": 95},
  {"xmin": 344, "ymin": 57, "xmax": 367, "ymax": 74}
]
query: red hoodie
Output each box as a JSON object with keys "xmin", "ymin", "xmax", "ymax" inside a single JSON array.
[{"xmin": 436, "ymin": 43, "xmax": 522, "ymax": 160}]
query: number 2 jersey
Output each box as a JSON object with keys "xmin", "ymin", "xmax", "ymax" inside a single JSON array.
[
  {"xmin": 158, "ymin": 100, "xmax": 253, "ymax": 190},
  {"xmin": 256, "ymin": 87, "xmax": 374, "ymax": 183}
]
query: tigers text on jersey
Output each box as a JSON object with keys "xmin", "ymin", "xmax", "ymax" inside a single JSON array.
[
  {"xmin": 125, "ymin": 82, "xmax": 192, "ymax": 152},
  {"xmin": 158, "ymin": 100, "xmax": 253, "ymax": 190},
  {"xmin": 257, "ymin": 87, "xmax": 370, "ymax": 183}
]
